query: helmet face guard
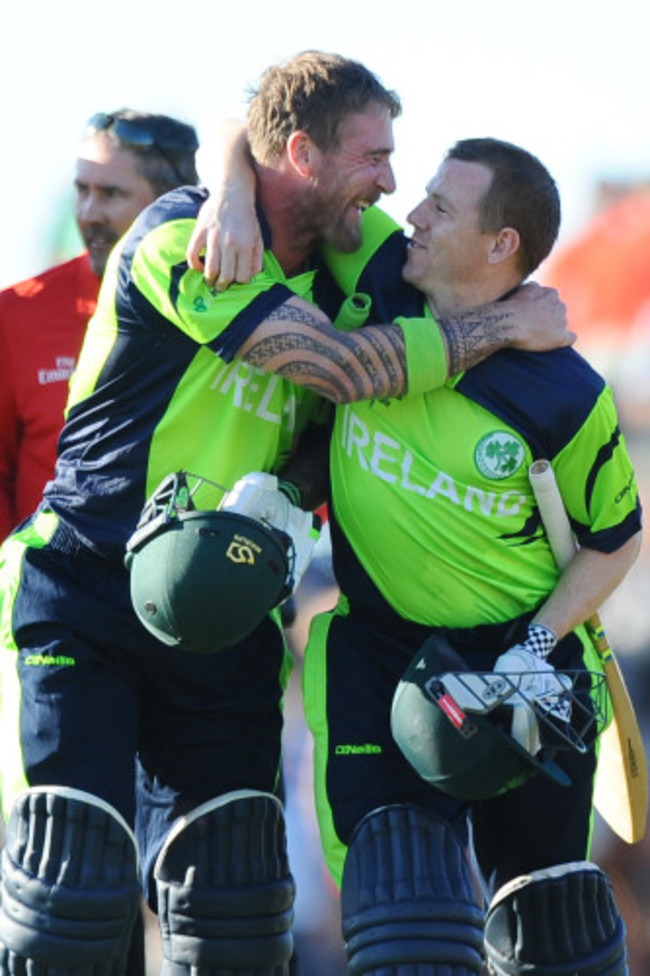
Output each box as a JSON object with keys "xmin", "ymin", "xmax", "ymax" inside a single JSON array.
[
  {"xmin": 391, "ymin": 635, "xmax": 607, "ymax": 800},
  {"xmin": 125, "ymin": 472, "xmax": 291, "ymax": 654}
]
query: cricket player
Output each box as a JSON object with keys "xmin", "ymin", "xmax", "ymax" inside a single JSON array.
[
  {"xmin": 0, "ymin": 56, "xmax": 571, "ymax": 976},
  {"xmin": 194, "ymin": 135, "xmax": 641, "ymax": 973}
]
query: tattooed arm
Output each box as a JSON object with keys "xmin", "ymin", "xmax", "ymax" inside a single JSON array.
[
  {"xmin": 237, "ymin": 297, "xmax": 406, "ymax": 403},
  {"xmin": 191, "ymin": 124, "xmax": 573, "ymax": 399},
  {"xmin": 438, "ymin": 282, "xmax": 570, "ymax": 376},
  {"xmin": 237, "ymin": 285, "xmax": 570, "ymax": 404}
]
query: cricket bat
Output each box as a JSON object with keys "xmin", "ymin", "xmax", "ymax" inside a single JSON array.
[{"xmin": 529, "ymin": 458, "xmax": 647, "ymax": 844}]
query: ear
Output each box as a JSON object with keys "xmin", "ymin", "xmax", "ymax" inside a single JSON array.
[
  {"xmin": 286, "ymin": 131, "xmax": 320, "ymax": 177},
  {"xmin": 487, "ymin": 227, "xmax": 520, "ymax": 265}
]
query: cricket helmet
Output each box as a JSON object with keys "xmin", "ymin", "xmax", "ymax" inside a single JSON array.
[
  {"xmin": 391, "ymin": 635, "xmax": 574, "ymax": 800},
  {"xmin": 125, "ymin": 472, "xmax": 292, "ymax": 654}
]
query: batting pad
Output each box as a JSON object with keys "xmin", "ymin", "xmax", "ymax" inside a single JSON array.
[
  {"xmin": 484, "ymin": 860, "xmax": 627, "ymax": 975},
  {"xmin": 342, "ymin": 804, "xmax": 484, "ymax": 974},
  {"xmin": 0, "ymin": 786, "xmax": 140, "ymax": 972},
  {"xmin": 154, "ymin": 789, "xmax": 295, "ymax": 973}
]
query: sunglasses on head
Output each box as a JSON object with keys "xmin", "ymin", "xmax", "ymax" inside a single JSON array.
[{"xmin": 86, "ymin": 112, "xmax": 198, "ymax": 183}]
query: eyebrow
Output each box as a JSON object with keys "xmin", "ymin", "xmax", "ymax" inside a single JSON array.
[
  {"xmin": 74, "ymin": 178, "xmax": 123, "ymax": 193},
  {"xmin": 425, "ymin": 185, "xmax": 453, "ymax": 209}
]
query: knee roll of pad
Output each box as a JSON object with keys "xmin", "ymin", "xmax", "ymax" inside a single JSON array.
[
  {"xmin": 154, "ymin": 789, "xmax": 295, "ymax": 974},
  {"xmin": 484, "ymin": 860, "xmax": 628, "ymax": 975},
  {"xmin": 341, "ymin": 804, "xmax": 484, "ymax": 974},
  {"xmin": 0, "ymin": 786, "xmax": 141, "ymax": 973}
]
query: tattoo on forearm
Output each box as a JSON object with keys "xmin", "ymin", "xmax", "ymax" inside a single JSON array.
[
  {"xmin": 244, "ymin": 329, "xmax": 363, "ymax": 400},
  {"xmin": 440, "ymin": 308, "xmax": 515, "ymax": 375},
  {"xmin": 243, "ymin": 304, "xmax": 407, "ymax": 402}
]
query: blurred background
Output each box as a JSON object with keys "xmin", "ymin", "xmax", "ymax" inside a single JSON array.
[
  {"xmin": 3, "ymin": 0, "xmax": 650, "ymax": 290},
  {"xmin": 2, "ymin": 0, "xmax": 649, "ymax": 971}
]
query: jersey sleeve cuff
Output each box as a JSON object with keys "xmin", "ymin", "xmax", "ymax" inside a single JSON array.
[{"xmin": 395, "ymin": 316, "xmax": 448, "ymax": 395}]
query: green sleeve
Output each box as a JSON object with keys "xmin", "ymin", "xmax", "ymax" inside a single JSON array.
[{"xmin": 552, "ymin": 384, "xmax": 641, "ymax": 550}]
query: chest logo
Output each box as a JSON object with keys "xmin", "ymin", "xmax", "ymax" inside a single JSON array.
[{"xmin": 474, "ymin": 430, "xmax": 525, "ymax": 480}]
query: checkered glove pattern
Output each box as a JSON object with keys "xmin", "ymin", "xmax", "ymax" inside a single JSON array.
[
  {"xmin": 493, "ymin": 624, "xmax": 571, "ymax": 751},
  {"xmin": 523, "ymin": 623, "xmax": 558, "ymax": 660}
]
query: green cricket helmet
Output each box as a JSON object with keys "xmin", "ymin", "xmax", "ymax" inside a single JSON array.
[
  {"xmin": 125, "ymin": 472, "xmax": 291, "ymax": 654},
  {"xmin": 391, "ymin": 635, "xmax": 573, "ymax": 800}
]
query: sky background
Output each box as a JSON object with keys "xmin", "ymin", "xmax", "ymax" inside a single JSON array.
[{"xmin": 2, "ymin": 0, "xmax": 649, "ymax": 290}]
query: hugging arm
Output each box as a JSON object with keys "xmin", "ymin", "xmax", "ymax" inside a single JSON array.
[
  {"xmin": 233, "ymin": 283, "xmax": 572, "ymax": 404},
  {"xmin": 192, "ymin": 121, "xmax": 264, "ymax": 290},
  {"xmin": 189, "ymin": 124, "xmax": 574, "ymax": 399}
]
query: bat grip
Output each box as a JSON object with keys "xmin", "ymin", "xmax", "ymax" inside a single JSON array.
[
  {"xmin": 528, "ymin": 459, "xmax": 576, "ymax": 570},
  {"xmin": 529, "ymin": 459, "xmax": 610, "ymax": 662}
]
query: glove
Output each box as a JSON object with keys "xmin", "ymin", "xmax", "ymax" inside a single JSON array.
[
  {"xmin": 493, "ymin": 631, "xmax": 572, "ymax": 754},
  {"xmin": 219, "ymin": 472, "xmax": 321, "ymax": 596}
]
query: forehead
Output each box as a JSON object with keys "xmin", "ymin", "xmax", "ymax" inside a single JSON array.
[
  {"xmin": 427, "ymin": 158, "xmax": 492, "ymax": 205},
  {"xmin": 75, "ymin": 135, "xmax": 147, "ymax": 188},
  {"xmin": 335, "ymin": 103, "xmax": 395, "ymax": 152}
]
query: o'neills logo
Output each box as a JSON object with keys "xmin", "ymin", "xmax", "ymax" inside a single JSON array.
[
  {"xmin": 335, "ymin": 744, "xmax": 382, "ymax": 755},
  {"xmin": 474, "ymin": 430, "xmax": 525, "ymax": 480},
  {"xmin": 226, "ymin": 533, "xmax": 262, "ymax": 565}
]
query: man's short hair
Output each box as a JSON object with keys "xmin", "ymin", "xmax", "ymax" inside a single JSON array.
[
  {"xmin": 247, "ymin": 50, "xmax": 401, "ymax": 164},
  {"xmin": 447, "ymin": 137, "xmax": 561, "ymax": 278},
  {"xmin": 85, "ymin": 109, "xmax": 199, "ymax": 195}
]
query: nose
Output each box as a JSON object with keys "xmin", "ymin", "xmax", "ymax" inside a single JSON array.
[
  {"xmin": 377, "ymin": 159, "xmax": 397, "ymax": 195},
  {"xmin": 406, "ymin": 199, "xmax": 427, "ymax": 229},
  {"xmin": 75, "ymin": 191, "xmax": 104, "ymax": 227}
]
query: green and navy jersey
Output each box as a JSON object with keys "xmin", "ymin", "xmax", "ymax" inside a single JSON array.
[
  {"xmin": 324, "ymin": 209, "xmax": 642, "ymax": 627},
  {"xmin": 322, "ymin": 206, "xmax": 423, "ymax": 323},
  {"xmin": 43, "ymin": 186, "xmax": 337, "ymax": 559}
]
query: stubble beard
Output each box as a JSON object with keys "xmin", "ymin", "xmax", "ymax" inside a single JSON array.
[
  {"xmin": 307, "ymin": 175, "xmax": 367, "ymax": 253},
  {"xmin": 323, "ymin": 216, "xmax": 363, "ymax": 253}
]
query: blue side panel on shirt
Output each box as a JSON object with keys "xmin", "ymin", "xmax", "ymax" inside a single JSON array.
[
  {"xmin": 312, "ymin": 261, "xmax": 349, "ymax": 322},
  {"xmin": 126, "ymin": 185, "xmax": 206, "ymax": 244},
  {"xmin": 359, "ymin": 232, "xmax": 423, "ymax": 324},
  {"xmin": 209, "ymin": 284, "xmax": 294, "ymax": 360},
  {"xmin": 113, "ymin": 185, "xmax": 207, "ymax": 351},
  {"xmin": 455, "ymin": 346, "xmax": 606, "ymax": 459}
]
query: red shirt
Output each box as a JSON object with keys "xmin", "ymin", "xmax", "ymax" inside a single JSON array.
[{"xmin": 0, "ymin": 253, "xmax": 99, "ymax": 538}]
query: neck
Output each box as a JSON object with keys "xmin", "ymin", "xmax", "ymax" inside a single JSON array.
[
  {"xmin": 257, "ymin": 164, "xmax": 317, "ymax": 276},
  {"xmin": 425, "ymin": 276, "xmax": 522, "ymax": 319}
]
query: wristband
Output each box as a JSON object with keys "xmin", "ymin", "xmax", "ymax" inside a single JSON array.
[
  {"xmin": 395, "ymin": 316, "xmax": 448, "ymax": 395},
  {"xmin": 277, "ymin": 478, "xmax": 302, "ymax": 508},
  {"xmin": 526, "ymin": 623, "xmax": 558, "ymax": 659}
]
